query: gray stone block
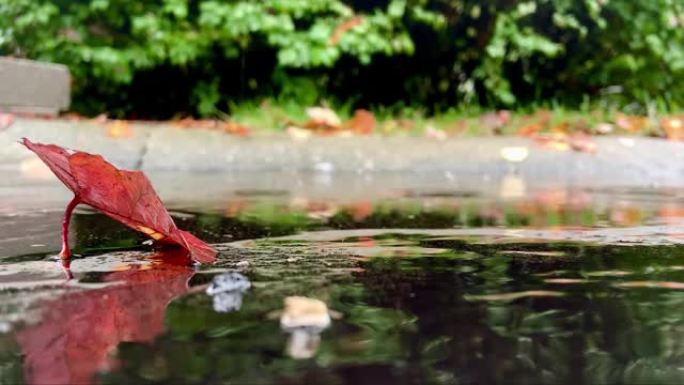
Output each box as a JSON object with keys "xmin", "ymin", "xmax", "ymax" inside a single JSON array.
[{"xmin": 0, "ymin": 57, "xmax": 70, "ymax": 115}]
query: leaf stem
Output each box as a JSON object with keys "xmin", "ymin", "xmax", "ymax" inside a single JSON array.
[{"xmin": 59, "ymin": 196, "xmax": 80, "ymax": 259}]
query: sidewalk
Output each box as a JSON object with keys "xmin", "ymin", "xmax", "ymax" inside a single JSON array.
[{"xmin": 2, "ymin": 117, "xmax": 684, "ymax": 186}]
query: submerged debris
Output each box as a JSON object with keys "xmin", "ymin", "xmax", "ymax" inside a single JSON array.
[
  {"xmin": 206, "ymin": 272, "xmax": 251, "ymax": 313},
  {"xmin": 279, "ymin": 296, "xmax": 333, "ymax": 359}
]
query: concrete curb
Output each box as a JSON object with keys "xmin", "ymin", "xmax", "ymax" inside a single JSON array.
[{"xmin": 2, "ymin": 118, "xmax": 684, "ymax": 185}]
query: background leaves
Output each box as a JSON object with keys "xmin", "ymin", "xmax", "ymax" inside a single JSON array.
[{"xmin": 1, "ymin": 0, "xmax": 683, "ymax": 118}]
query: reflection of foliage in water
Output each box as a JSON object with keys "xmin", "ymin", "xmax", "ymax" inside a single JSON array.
[{"xmin": 86, "ymin": 238, "xmax": 684, "ymax": 384}]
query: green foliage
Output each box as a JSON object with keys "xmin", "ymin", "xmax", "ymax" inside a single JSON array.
[{"xmin": 1, "ymin": 0, "xmax": 683, "ymax": 117}]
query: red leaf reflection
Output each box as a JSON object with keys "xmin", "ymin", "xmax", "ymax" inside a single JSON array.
[{"xmin": 16, "ymin": 250, "xmax": 194, "ymax": 385}]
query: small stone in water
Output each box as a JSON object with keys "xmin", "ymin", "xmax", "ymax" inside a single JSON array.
[
  {"xmin": 206, "ymin": 272, "xmax": 251, "ymax": 295},
  {"xmin": 280, "ymin": 296, "xmax": 331, "ymax": 330}
]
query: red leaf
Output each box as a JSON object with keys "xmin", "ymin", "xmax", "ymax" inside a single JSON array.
[{"xmin": 22, "ymin": 138, "xmax": 217, "ymax": 263}]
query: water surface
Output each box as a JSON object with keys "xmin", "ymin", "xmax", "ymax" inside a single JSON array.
[{"xmin": 3, "ymin": 174, "xmax": 684, "ymax": 384}]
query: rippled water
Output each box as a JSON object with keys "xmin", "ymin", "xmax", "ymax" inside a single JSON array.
[{"xmin": 3, "ymin": 177, "xmax": 684, "ymax": 384}]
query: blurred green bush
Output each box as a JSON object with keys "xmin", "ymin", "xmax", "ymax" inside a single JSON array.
[{"xmin": 1, "ymin": 0, "xmax": 683, "ymax": 118}]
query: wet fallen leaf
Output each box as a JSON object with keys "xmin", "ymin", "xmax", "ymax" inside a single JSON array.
[{"xmin": 22, "ymin": 138, "xmax": 217, "ymax": 263}]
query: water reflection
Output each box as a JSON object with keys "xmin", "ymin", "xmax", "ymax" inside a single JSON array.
[
  {"xmin": 6, "ymin": 184, "xmax": 684, "ymax": 384},
  {"xmin": 14, "ymin": 249, "xmax": 194, "ymax": 385}
]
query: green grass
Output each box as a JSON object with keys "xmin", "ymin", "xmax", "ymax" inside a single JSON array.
[{"xmin": 221, "ymin": 98, "xmax": 675, "ymax": 137}]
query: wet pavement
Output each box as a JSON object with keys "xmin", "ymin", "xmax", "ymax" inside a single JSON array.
[{"xmin": 4, "ymin": 170, "xmax": 684, "ymax": 384}]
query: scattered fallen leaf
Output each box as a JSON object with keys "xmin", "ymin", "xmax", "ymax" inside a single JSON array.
[
  {"xmin": 0, "ymin": 112, "xmax": 14, "ymax": 131},
  {"xmin": 424, "ymin": 125, "xmax": 447, "ymax": 140},
  {"xmin": 516, "ymin": 123, "xmax": 543, "ymax": 137},
  {"xmin": 286, "ymin": 126, "xmax": 313, "ymax": 141},
  {"xmin": 305, "ymin": 106, "xmax": 341, "ymax": 130},
  {"xmin": 568, "ymin": 131, "xmax": 598, "ymax": 153},
  {"xmin": 615, "ymin": 113, "xmax": 649, "ymax": 133},
  {"xmin": 479, "ymin": 110, "xmax": 511, "ymax": 134},
  {"xmin": 550, "ymin": 122, "xmax": 570, "ymax": 135},
  {"xmin": 444, "ymin": 119, "xmax": 469, "ymax": 136},
  {"xmin": 90, "ymin": 113, "xmax": 108, "ymax": 124},
  {"xmin": 660, "ymin": 116, "xmax": 684, "ymax": 140},
  {"xmin": 344, "ymin": 109, "xmax": 376, "ymax": 135},
  {"xmin": 531, "ymin": 132, "xmax": 597, "ymax": 153},
  {"xmin": 223, "ymin": 120, "xmax": 251, "ymax": 136},
  {"xmin": 534, "ymin": 109, "xmax": 553, "ymax": 125},
  {"xmin": 22, "ymin": 138, "xmax": 217, "ymax": 263},
  {"xmin": 172, "ymin": 118, "xmax": 251, "ymax": 136},
  {"xmin": 105, "ymin": 120, "xmax": 133, "ymax": 138}
]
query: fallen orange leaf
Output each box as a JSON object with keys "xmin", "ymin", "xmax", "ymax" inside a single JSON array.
[{"xmin": 660, "ymin": 116, "xmax": 684, "ymax": 140}]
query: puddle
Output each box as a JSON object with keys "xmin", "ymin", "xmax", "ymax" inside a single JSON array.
[{"xmin": 4, "ymin": 177, "xmax": 684, "ymax": 384}]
